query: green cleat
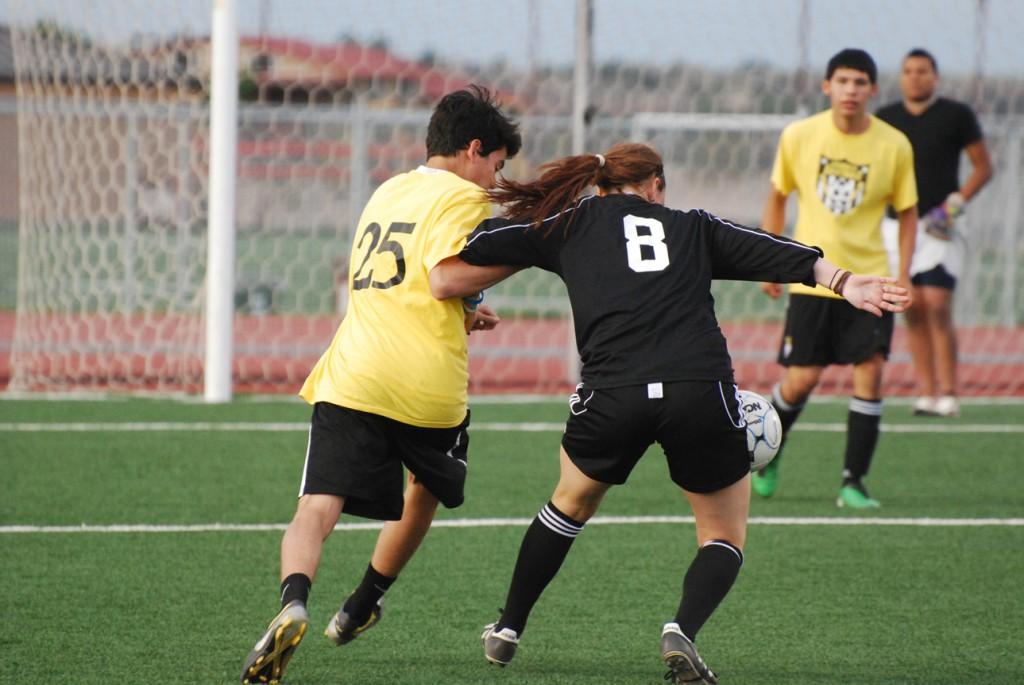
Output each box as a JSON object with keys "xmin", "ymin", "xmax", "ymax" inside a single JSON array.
[
  {"xmin": 751, "ymin": 458, "xmax": 780, "ymax": 498},
  {"xmin": 836, "ymin": 483, "xmax": 880, "ymax": 509}
]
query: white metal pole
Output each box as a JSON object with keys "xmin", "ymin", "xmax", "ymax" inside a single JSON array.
[
  {"xmin": 571, "ymin": 0, "xmax": 592, "ymax": 156},
  {"xmin": 566, "ymin": 0, "xmax": 592, "ymax": 387},
  {"xmin": 999, "ymin": 131, "xmax": 1020, "ymax": 327},
  {"xmin": 205, "ymin": 0, "xmax": 239, "ymax": 403},
  {"xmin": 123, "ymin": 114, "xmax": 138, "ymax": 313},
  {"xmin": 972, "ymin": 0, "xmax": 988, "ymax": 109}
]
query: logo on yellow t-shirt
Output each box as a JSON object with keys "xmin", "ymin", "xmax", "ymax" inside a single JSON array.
[{"xmin": 816, "ymin": 156, "xmax": 869, "ymax": 216}]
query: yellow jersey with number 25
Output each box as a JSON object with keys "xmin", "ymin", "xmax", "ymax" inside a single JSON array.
[
  {"xmin": 771, "ymin": 110, "xmax": 917, "ymax": 298},
  {"xmin": 300, "ymin": 166, "xmax": 490, "ymax": 428}
]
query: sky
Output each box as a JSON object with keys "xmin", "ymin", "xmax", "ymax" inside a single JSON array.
[{"xmin": 5, "ymin": 0, "xmax": 1024, "ymax": 77}]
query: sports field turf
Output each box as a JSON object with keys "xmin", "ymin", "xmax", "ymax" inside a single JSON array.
[{"xmin": 2, "ymin": 396, "xmax": 1022, "ymax": 684}]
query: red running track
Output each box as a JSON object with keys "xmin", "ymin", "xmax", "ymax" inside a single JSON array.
[{"xmin": 1, "ymin": 311, "xmax": 1022, "ymax": 396}]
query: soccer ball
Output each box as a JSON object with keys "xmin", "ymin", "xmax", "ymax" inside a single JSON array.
[{"xmin": 738, "ymin": 390, "xmax": 782, "ymax": 471}]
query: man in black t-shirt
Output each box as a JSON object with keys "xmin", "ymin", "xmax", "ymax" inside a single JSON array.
[{"xmin": 877, "ymin": 48, "xmax": 993, "ymax": 418}]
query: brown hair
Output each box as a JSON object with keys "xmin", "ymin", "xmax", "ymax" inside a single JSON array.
[{"xmin": 487, "ymin": 142, "xmax": 664, "ymax": 232}]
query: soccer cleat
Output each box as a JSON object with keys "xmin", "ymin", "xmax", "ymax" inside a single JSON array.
[
  {"xmin": 912, "ymin": 397, "xmax": 938, "ymax": 416},
  {"xmin": 241, "ymin": 600, "xmax": 309, "ymax": 684},
  {"xmin": 751, "ymin": 458, "xmax": 780, "ymax": 498},
  {"xmin": 481, "ymin": 622, "xmax": 520, "ymax": 666},
  {"xmin": 660, "ymin": 622, "xmax": 717, "ymax": 685},
  {"xmin": 933, "ymin": 395, "xmax": 960, "ymax": 418},
  {"xmin": 324, "ymin": 597, "xmax": 382, "ymax": 646},
  {"xmin": 837, "ymin": 483, "xmax": 881, "ymax": 509}
]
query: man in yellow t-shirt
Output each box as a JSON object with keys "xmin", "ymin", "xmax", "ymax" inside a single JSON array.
[
  {"xmin": 241, "ymin": 86, "xmax": 521, "ymax": 685},
  {"xmin": 754, "ymin": 49, "xmax": 918, "ymax": 509}
]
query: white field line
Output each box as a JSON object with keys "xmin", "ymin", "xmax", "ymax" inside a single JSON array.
[
  {"xmin": 2, "ymin": 515, "xmax": 1023, "ymax": 534},
  {"xmin": 469, "ymin": 395, "xmax": 1024, "ymax": 407},
  {"xmin": 1, "ymin": 421, "xmax": 1023, "ymax": 433},
  {"xmin": 5, "ymin": 393, "xmax": 1024, "ymax": 406}
]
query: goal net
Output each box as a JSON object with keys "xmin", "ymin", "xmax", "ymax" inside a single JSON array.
[{"xmin": 4, "ymin": 0, "xmax": 1023, "ymax": 396}]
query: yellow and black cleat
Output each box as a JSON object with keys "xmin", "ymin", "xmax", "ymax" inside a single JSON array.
[{"xmin": 241, "ymin": 601, "xmax": 309, "ymax": 684}]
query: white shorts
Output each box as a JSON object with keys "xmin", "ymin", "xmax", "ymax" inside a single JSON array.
[{"xmin": 881, "ymin": 216, "xmax": 966, "ymax": 280}]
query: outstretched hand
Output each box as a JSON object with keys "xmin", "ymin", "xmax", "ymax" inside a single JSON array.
[{"xmin": 842, "ymin": 276, "xmax": 911, "ymax": 316}]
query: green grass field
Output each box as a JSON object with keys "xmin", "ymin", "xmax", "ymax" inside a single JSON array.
[{"xmin": 2, "ymin": 397, "xmax": 1023, "ymax": 685}]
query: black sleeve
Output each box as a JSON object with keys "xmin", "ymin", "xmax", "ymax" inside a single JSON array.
[
  {"xmin": 957, "ymin": 102, "xmax": 983, "ymax": 147},
  {"xmin": 460, "ymin": 216, "xmax": 563, "ymax": 274},
  {"xmin": 875, "ymin": 103, "xmax": 896, "ymax": 125},
  {"xmin": 696, "ymin": 209, "xmax": 823, "ymax": 286}
]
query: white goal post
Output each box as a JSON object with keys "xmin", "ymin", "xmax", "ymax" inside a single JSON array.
[{"xmin": 205, "ymin": 0, "xmax": 240, "ymax": 403}]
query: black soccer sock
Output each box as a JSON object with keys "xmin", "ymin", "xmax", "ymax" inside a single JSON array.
[
  {"xmin": 674, "ymin": 540, "xmax": 744, "ymax": 641},
  {"xmin": 843, "ymin": 397, "xmax": 882, "ymax": 483},
  {"xmin": 280, "ymin": 572, "xmax": 312, "ymax": 608},
  {"xmin": 771, "ymin": 383, "xmax": 806, "ymax": 460},
  {"xmin": 497, "ymin": 501, "xmax": 585, "ymax": 636},
  {"xmin": 342, "ymin": 564, "xmax": 396, "ymax": 623}
]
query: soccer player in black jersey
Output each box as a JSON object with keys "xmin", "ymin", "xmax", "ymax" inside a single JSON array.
[
  {"xmin": 429, "ymin": 142, "xmax": 909, "ymax": 684},
  {"xmin": 877, "ymin": 48, "xmax": 994, "ymax": 418}
]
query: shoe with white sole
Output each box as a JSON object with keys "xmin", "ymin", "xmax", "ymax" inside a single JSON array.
[
  {"xmin": 933, "ymin": 395, "xmax": 960, "ymax": 418},
  {"xmin": 481, "ymin": 622, "xmax": 520, "ymax": 666},
  {"xmin": 912, "ymin": 396, "xmax": 937, "ymax": 416},
  {"xmin": 661, "ymin": 622, "xmax": 717, "ymax": 684}
]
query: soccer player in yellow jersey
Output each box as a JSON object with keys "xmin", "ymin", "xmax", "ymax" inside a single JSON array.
[
  {"xmin": 241, "ymin": 86, "xmax": 521, "ymax": 685},
  {"xmin": 755, "ymin": 49, "xmax": 918, "ymax": 509}
]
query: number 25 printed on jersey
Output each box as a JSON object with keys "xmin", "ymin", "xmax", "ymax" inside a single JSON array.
[{"xmin": 352, "ymin": 221, "xmax": 417, "ymax": 290}]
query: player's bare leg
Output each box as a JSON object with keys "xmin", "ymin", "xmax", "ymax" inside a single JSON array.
[
  {"xmin": 920, "ymin": 285, "xmax": 959, "ymax": 417},
  {"xmin": 483, "ymin": 448, "xmax": 610, "ymax": 666},
  {"xmin": 905, "ymin": 290, "xmax": 938, "ymax": 413},
  {"xmin": 281, "ymin": 494, "xmax": 345, "ymax": 581},
  {"xmin": 242, "ymin": 494, "xmax": 343, "ymax": 684},
  {"xmin": 851, "ymin": 353, "xmax": 884, "ymax": 400},
  {"xmin": 686, "ymin": 474, "xmax": 750, "ymax": 549},
  {"xmin": 371, "ymin": 473, "xmax": 440, "ymax": 576},
  {"xmin": 326, "ymin": 474, "xmax": 440, "ymax": 645},
  {"xmin": 779, "ymin": 365, "xmax": 822, "ymax": 406},
  {"xmin": 550, "ymin": 446, "xmax": 611, "ymax": 521},
  {"xmin": 663, "ymin": 476, "xmax": 750, "ymax": 685}
]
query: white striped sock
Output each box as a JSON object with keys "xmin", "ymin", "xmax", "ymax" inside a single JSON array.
[
  {"xmin": 701, "ymin": 539, "xmax": 744, "ymax": 565},
  {"xmin": 537, "ymin": 503, "xmax": 584, "ymax": 538},
  {"xmin": 849, "ymin": 397, "xmax": 883, "ymax": 416},
  {"xmin": 771, "ymin": 382, "xmax": 802, "ymax": 412}
]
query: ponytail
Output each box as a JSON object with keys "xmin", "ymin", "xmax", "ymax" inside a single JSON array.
[
  {"xmin": 487, "ymin": 155, "xmax": 601, "ymax": 233},
  {"xmin": 487, "ymin": 142, "xmax": 664, "ymax": 234}
]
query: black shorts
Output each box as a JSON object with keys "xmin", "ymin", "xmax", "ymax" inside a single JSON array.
[
  {"xmin": 300, "ymin": 402, "xmax": 470, "ymax": 521},
  {"xmin": 911, "ymin": 264, "xmax": 956, "ymax": 290},
  {"xmin": 561, "ymin": 381, "xmax": 750, "ymax": 494},
  {"xmin": 778, "ymin": 294, "xmax": 894, "ymax": 367}
]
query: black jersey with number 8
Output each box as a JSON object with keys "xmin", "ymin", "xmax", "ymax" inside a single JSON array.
[{"xmin": 461, "ymin": 194, "xmax": 823, "ymax": 388}]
